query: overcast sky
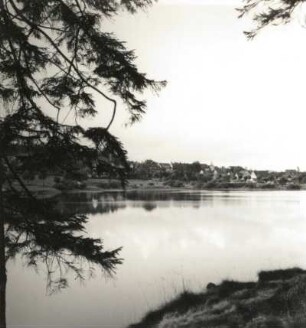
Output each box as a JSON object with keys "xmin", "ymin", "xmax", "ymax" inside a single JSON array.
[{"xmin": 86, "ymin": 0, "xmax": 306, "ymax": 171}]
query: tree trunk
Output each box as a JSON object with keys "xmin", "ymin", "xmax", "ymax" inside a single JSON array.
[{"xmin": 0, "ymin": 159, "xmax": 6, "ymax": 328}]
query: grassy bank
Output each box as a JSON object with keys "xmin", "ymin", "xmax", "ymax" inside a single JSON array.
[{"xmin": 129, "ymin": 268, "xmax": 306, "ymax": 328}]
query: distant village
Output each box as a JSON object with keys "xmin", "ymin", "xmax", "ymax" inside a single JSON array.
[
  {"xmin": 127, "ymin": 160, "xmax": 305, "ymax": 190},
  {"xmin": 17, "ymin": 154, "xmax": 306, "ymax": 191}
]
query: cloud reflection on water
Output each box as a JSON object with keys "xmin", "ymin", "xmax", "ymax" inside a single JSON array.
[{"xmin": 8, "ymin": 190, "xmax": 306, "ymax": 328}]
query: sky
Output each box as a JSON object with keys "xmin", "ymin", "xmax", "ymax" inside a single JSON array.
[{"xmin": 84, "ymin": 0, "xmax": 306, "ymax": 171}]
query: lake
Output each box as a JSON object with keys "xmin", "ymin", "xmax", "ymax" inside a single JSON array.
[{"xmin": 7, "ymin": 190, "xmax": 306, "ymax": 328}]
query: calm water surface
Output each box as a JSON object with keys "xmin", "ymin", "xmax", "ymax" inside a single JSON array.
[{"xmin": 7, "ymin": 190, "xmax": 306, "ymax": 327}]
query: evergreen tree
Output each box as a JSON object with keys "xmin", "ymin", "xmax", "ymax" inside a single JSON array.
[
  {"xmin": 0, "ymin": 0, "xmax": 165, "ymax": 327},
  {"xmin": 238, "ymin": 0, "xmax": 303, "ymax": 39}
]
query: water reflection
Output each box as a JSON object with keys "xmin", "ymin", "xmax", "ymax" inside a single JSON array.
[
  {"xmin": 55, "ymin": 190, "xmax": 237, "ymax": 214},
  {"xmin": 142, "ymin": 202, "xmax": 157, "ymax": 212},
  {"xmin": 55, "ymin": 189, "xmax": 298, "ymax": 214},
  {"xmin": 8, "ymin": 190, "xmax": 306, "ymax": 328},
  {"xmin": 55, "ymin": 192, "xmax": 127, "ymax": 215}
]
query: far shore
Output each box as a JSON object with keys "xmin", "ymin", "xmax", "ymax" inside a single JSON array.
[{"xmin": 10, "ymin": 177, "xmax": 306, "ymax": 198}]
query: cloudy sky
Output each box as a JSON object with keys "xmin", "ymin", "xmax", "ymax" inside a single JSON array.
[{"xmin": 88, "ymin": 0, "xmax": 306, "ymax": 171}]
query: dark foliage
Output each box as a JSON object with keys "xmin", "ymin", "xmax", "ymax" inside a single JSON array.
[
  {"xmin": 217, "ymin": 280, "xmax": 256, "ymax": 298},
  {"xmin": 0, "ymin": 0, "xmax": 165, "ymax": 298},
  {"xmin": 286, "ymin": 183, "xmax": 301, "ymax": 190},
  {"xmin": 129, "ymin": 268, "xmax": 306, "ymax": 328},
  {"xmin": 4, "ymin": 192, "xmax": 122, "ymax": 293},
  {"xmin": 238, "ymin": 0, "xmax": 303, "ymax": 39},
  {"xmin": 258, "ymin": 268, "xmax": 306, "ymax": 283},
  {"xmin": 0, "ymin": 0, "xmax": 166, "ymax": 184}
]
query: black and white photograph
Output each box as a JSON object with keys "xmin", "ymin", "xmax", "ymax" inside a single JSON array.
[{"xmin": 1, "ymin": 0, "xmax": 306, "ymax": 327}]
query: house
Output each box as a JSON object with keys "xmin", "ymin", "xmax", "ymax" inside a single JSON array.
[
  {"xmin": 159, "ymin": 163, "xmax": 173, "ymax": 173},
  {"xmin": 250, "ymin": 171, "xmax": 257, "ymax": 183},
  {"xmin": 209, "ymin": 163, "xmax": 215, "ymax": 171},
  {"xmin": 239, "ymin": 169, "xmax": 251, "ymax": 181},
  {"xmin": 284, "ymin": 170, "xmax": 299, "ymax": 182}
]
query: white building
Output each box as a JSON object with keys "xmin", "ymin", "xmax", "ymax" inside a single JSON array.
[{"xmin": 250, "ymin": 171, "xmax": 257, "ymax": 182}]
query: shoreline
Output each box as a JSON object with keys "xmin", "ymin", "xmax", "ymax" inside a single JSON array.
[
  {"xmin": 128, "ymin": 268, "xmax": 306, "ymax": 328},
  {"xmin": 18, "ymin": 178, "xmax": 306, "ymax": 198}
]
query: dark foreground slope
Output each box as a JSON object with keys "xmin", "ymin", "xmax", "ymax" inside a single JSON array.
[{"xmin": 129, "ymin": 268, "xmax": 306, "ymax": 328}]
